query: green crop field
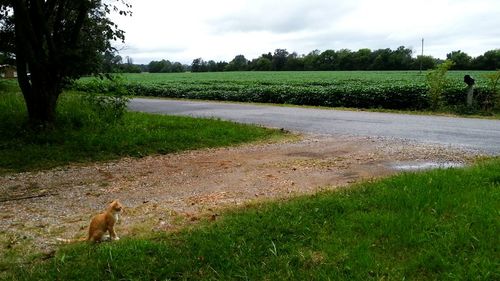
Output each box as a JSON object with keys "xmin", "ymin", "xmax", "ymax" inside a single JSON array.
[{"xmin": 74, "ymin": 71, "xmax": 498, "ymax": 112}]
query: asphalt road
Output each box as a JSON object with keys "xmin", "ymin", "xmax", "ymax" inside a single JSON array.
[{"xmin": 129, "ymin": 98, "xmax": 500, "ymax": 155}]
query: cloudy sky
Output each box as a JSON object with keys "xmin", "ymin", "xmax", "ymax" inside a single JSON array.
[{"xmin": 112, "ymin": 0, "xmax": 500, "ymax": 64}]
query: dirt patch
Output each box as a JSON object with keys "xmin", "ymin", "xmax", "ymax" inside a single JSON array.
[{"xmin": 0, "ymin": 134, "xmax": 480, "ymax": 258}]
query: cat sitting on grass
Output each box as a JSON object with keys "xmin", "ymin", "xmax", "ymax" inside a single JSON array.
[{"xmin": 57, "ymin": 200, "xmax": 123, "ymax": 243}]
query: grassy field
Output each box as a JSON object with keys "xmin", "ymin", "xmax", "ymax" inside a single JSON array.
[
  {"xmin": 0, "ymin": 86, "xmax": 285, "ymax": 174},
  {"xmin": 9, "ymin": 158, "xmax": 499, "ymax": 280},
  {"xmin": 74, "ymin": 71, "xmax": 499, "ymax": 113}
]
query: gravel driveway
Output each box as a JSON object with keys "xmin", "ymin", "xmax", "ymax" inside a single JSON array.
[{"xmin": 0, "ymin": 135, "xmax": 480, "ymax": 260}]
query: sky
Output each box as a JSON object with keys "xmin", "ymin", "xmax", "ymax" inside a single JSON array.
[{"xmin": 112, "ymin": 0, "xmax": 500, "ymax": 65}]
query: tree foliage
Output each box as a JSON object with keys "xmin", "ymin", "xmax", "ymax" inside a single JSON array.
[
  {"xmin": 182, "ymin": 47, "xmax": 499, "ymax": 73},
  {"xmin": 446, "ymin": 50, "xmax": 472, "ymax": 70},
  {"xmin": 148, "ymin": 59, "xmax": 185, "ymax": 73},
  {"xmin": 225, "ymin": 55, "xmax": 248, "ymax": 71},
  {"xmin": 0, "ymin": 0, "xmax": 131, "ymax": 124}
]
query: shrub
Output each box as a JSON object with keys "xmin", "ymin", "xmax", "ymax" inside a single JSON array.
[
  {"xmin": 483, "ymin": 70, "xmax": 500, "ymax": 111},
  {"xmin": 426, "ymin": 60, "xmax": 454, "ymax": 110}
]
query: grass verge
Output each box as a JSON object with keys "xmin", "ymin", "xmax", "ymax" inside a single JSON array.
[
  {"xmin": 9, "ymin": 158, "xmax": 499, "ymax": 280},
  {"xmin": 0, "ymin": 90, "xmax": 285, "ymax": 174}
]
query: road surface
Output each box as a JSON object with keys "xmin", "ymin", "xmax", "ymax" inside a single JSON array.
[{"xmin": 129, "ymin": 98, "xmax": 500, "ymax": 155}]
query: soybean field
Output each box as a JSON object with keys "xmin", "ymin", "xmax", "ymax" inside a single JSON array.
[{"xmin": 74, "ymin": 71, "xmax": 497, "ymax": 111}]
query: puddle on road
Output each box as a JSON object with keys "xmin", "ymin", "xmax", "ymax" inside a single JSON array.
[{"xmin": 390, "ymin": 161, "xmax": 465, "ymax": 171}]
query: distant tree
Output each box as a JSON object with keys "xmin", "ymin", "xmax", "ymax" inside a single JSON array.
[
  {"xmin": 121, "ymin": 64, "xmax": 141, "ymax": 73},
  {"xmin": 160, "ymin": 60, "xmax": 173, "ymax": 73},
  {"xmin": 216, "ymin": 61, "xmax": 228, "ymax": 72},
  {"xmin": 317, "ymin": 50, "xmax": 337, "ymax": 70},
  {"xmin": 389, "ymin": 46, "xmax": 413, "ymax": 70},
  {"xmin": 336, "ymin": 49, "xmax": 354, "ymax": 70},
  {"xmin": 472, "ymin": 49, "xmax": 500, "ymax": 70},
  {"xmin": 284, "ymin": 52, "xmax": 304, "ymax": 71},
  {"xmin": 352, "ymin": 48, "xmax": 371, "ymax": 70},
  {"xmin": 225, "ymin": 54, "xmax": 248, "ymax": 71},
  {"xmin": 118, "ymin": 56, "xmax": 141, "ymax": 73},
  {"xmin": 446, "ymin": 50, "xmax": 472, "ymax": 70},
  {"xmin": 191, "ymin": 58, "xmax": 206, "ymax": 72},
  {"xmin": 206, "ymin": 60, "xmax": 218, "ymax": 72},
  {"xmin": 272, "ymin": 49, "xmax": 289, "ymax": 71},
  {"xmin": 303, "ymin": 50, "xmax": 320, "ymax": 71},
  {"xmin": 171, "ymin": 62, "xmax": 185, "ymax": 73},
  {"xmin": 250, "ymin": 57, "xmax": 272, "ymax": 71},
  {"xmin": 148, "ymin": 60, "xmax": 164, "ymax": 73},
  {"xmin": 148, "ymin": 59, "xmax": 186, "ymax": 73},
  {"xmin": 261, "ymin": 52, "xmax": 273, "ymax": 61},
  {"xmin": 413, "ymin": 55, "xmax": 437, "ymax": 70},
  {"xmin": 370, "ymin": 48, "xmax": 392, "ymax": 70},
  {"xmin": 0, "ymin": 0, "xmax": 131, "ymax": 124},
  {"xmin": 101, "ymin": 51, "xmax": 123, "ymax": 73}
]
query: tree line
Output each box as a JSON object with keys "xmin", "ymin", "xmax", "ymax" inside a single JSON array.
[
  {"xmin": 188, "ymin": 47, "xmax": 499, "ymax": 72},
  {"xmin": 4, "ymin": 46, "xmax": 498, "ymax": 75}
]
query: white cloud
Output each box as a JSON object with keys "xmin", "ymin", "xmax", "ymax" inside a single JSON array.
[{"xmin": 113, "ymin": 0, "xmax": 500, "ymax": 64}]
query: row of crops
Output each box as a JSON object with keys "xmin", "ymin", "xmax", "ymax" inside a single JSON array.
[{"xmin": 72, "ymin": 71, "xmax": 496, "ymax": 111}]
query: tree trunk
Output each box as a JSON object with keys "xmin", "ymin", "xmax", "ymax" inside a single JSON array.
[
  {"xmin": 15, "ymin": 47, "xmax": 62, "ymax": 125},
  {"xmin": 22, "ymin": 79, "xmax": 60, "ymax": 124},
  {"xmin": 13, "ymin": 0, "xmax": 62, "ymax": 125}
]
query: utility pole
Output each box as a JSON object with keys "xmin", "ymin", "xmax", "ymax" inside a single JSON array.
[{"xmin": 419, "ymin": 38, "xmax": 424, "ymax": 74}]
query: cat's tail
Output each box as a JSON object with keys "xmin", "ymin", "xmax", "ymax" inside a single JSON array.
[{"xmin": 56, "ymin": 237, "xmax": 87, "ymax": 243}]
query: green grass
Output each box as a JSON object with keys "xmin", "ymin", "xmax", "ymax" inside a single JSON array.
[
  {"xmin": 0, "ymin": 89, "xmax": 285, "ymax": 174},
  {"xmin": 9, "ymin": 159, "xmax": 499, "ymax": 281}
]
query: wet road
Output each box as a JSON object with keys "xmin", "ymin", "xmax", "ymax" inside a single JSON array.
[{"xmin": 129, "ymin": 98, "xmax": 500, "ymax": 155}]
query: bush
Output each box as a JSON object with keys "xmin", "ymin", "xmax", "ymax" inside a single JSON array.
[
  {"xmin": 426, "ymin": 60, "xmax": 454, "ymax": 110},
  {"xmin": 483, "ymin": 70, "xmax": 500, "ymax": 111},
  {"xmin": 81, "ymin": 92, "xmax": 129, "ymax": 124}
]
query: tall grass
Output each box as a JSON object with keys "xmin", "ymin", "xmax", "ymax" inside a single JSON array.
[
  {"xmin": 0, "ymin": 90, "xmax": 284, "ymax": 173},
  {"xmin": 11, "ymin": 159, "xmax": 499, "ymax": 280}
]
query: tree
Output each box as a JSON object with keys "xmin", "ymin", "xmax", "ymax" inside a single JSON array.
[
  {"xmin": 250, "ymin": 57, "xmax": 271, "ymax": 71},
  {"xmin": 413, "ymin": 55, "xmax": 436, "ymax": 70},
  {"xmin": 215, "ymin": 61, "xmax": 228, "ymax": 72},
  {"xmin": 271, "ymin": 49, "xmax": 289, "ymax": 71},
  {"xmin": 389, "ymin": 46, "xmax": 413, "ymax": 70},
  {"xmin": 303, "ymin": 49, "xmax": 320, "ymax": 71},
  {"xmin": 191, "ymin": 58, "xmax": 210, "ymax": 72},
  {"xmin": 370, "ymin": 48, "xmax": 392, "ymax": 70},
  {"xmin": 101, "ymin": 51, "xmax": 122, "ymax": 73},
  {"xmin": 171, "ymin": 62, "xmax": 185, "ymax": 73},
  {"xmin": 336, "ymin": 49, "xmax": 353, "ymax": 70},
  {"xmin": 207, "ymin": 60, "xmax": 218, "ymax": 72},
  {"xmin": 317, "ymin": 50, "xmax": 336, "ymax": 70},
  {"xmin": 472, "ymin": 49, "xmax": 500, "ymax": 70},
  {"xmin": 352, "ymin": 48, "xmax": 371, "ymax": 70},
  {"xmin": 283, "ymin": 52, "xmax": 304, "ymax": 71},
  {"xmin": 446, "ymin": 50, "xmax": 472, "ymax": 70},
  {"xmin": 225, "ymin": 54, "xmax": 248, "ymax": 71},
  {"xmin": 0, "ymin": 0, "xmax": 131, "ymax": 124}
]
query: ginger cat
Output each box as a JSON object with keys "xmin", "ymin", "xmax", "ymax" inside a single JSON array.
[
  {"xmin": 57, "ymin": 200, "xmax": 123, "ymax": 243},
  {"xmin": 87, "ymin": 200, "xmax": 123, "ymax": 242}
]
